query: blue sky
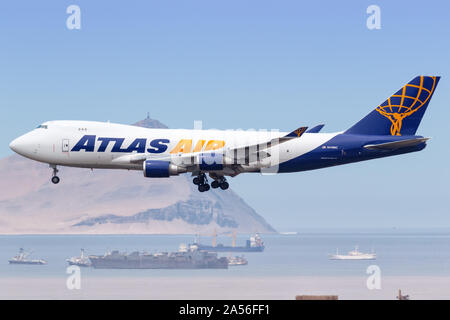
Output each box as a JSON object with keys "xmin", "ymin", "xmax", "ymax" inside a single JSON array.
[{"xmin": 1, "ymin": 1, "xmax": 449, "ymax": 229}]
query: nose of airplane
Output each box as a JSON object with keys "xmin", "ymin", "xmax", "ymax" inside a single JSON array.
[
  {"xmin": 9, "ymin": 134, "xmax": 30, "ymax": 155},
  {"xmin": 9, "ymin": 137, "xmax": 21, "ymax": 153}
]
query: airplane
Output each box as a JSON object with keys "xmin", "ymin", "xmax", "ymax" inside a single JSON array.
[{"xmin": 9, "ymin": 75, "xmax": 440, "ymax": 192}]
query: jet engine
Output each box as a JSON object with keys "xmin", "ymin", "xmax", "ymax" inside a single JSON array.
[{"xmin": 143, "ymin": 160, "xmax": 187, "ymax": 178}]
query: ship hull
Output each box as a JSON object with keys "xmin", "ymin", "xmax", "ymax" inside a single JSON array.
[
  {"xmin": 89, "ymin": 255, "xmax": 229, "ymax": 269},
  {"xmin": 89, "ymin": 258, "xmax": 228, "ymax": 269},
  {"xmin": 8, "ymin": 260, "xmax": 46, "ymax": 265},
  {"xmin": 329, "ymin": 255, "xmax": 376, "ymax": 260},
  {"xmin": 67, "ymin": 261, "xmax": 91, "ymax": 267}
]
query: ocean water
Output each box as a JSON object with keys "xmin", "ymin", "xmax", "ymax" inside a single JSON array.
[{"xmin": 1, "ymin": 230, "xmax": 450, "ymax": 279}]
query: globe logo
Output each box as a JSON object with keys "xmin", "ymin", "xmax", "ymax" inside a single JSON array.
[
  {"xmin": 293, "ymin": 127, "xmax": 307, "ymax": 137},
  {"xmin": 376, "ymin": 76, "xmax": 438, "ymax": 136}
]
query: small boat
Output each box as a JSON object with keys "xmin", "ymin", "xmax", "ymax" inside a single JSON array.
[
  {"xmin": 9, "ymin": 248, "xmax": 47, "ymax": 265},
  {"xmin": 227, "ymin": 255, "xmax": 248, "ymax": 266},
  {"xmin": 66, "ymin": 248, "xmax": 91, "ymax": 267},
  {"xmin": 329, "ymin": 246, "xmax": 376, "ymax": 260}
]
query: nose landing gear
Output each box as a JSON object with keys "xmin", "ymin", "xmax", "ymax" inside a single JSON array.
[
  {"xmin": 51, "ymin": 176, "xmax": 60, "ymax": 184},
  {"xmin": 50, "ymin": 165, "xmax": 60, "ymax": 184}
]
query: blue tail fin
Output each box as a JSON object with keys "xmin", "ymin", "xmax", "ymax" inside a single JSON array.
[{"xmin": 345, "ymin": 76, "xmax": 440, "ymax": 136}]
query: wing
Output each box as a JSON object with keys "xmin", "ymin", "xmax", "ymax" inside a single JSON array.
[{"xmin": 111, "ymin": 126, "xmax": 308, "ymax": 170}]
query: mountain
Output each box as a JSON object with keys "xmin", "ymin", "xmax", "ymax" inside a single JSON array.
[
  {"xmin": 133, "ymin": 115, "xmax": 168, "ymax": 129},
  {"xmin": 0, "ymin": 117, "xmax": 275, "ymax": 234}
]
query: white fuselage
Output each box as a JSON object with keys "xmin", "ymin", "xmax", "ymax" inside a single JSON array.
[{"xmin": 10, "ymin": 121, "xmax": 339, "ymax": 175}]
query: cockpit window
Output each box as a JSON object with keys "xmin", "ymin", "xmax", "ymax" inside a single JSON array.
[{"xmin": 37, "ymin": 124, "xmax": 48, "ymax": 129}]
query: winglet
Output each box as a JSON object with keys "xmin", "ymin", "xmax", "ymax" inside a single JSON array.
[
  {"xmin": 285, "ymin": 126, "xmax": 308, "ymax": 138},
  {"xmin": 306, "ymin": 124, "xmax": 325, "ymax": 133}
]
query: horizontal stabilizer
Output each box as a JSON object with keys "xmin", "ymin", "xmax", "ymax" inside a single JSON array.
[
  {"xmin": 306, "ymin": 124, "xmax": 325, "ymax": 133},
  {"xmin": 363, "ymin": 137, "xmax": 429, "ymax": 150}
]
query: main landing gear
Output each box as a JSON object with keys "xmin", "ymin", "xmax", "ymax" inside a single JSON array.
[
  {"xmin": 211, "ymin": 177, "xmax": 229, "ymax": 190},
  {"xmin": 193, "ymin": 173, "xmax": 210, "ymax": 192},
  {"xmin": 50, "ymin": 165, "xmax": 60, "ymax": 184},
  {"xmin": 192, "ymin": 173, "xmax": 229, "ymax": 192}
]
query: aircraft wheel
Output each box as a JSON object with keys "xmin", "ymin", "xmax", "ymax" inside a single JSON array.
[
  {"xmin": 193, "ymin": 177, "xmax": 201, "ymax": 185},
  {"xmin": 211, "ymin": 180, "xmax": 220, "ymax": 189},
  {"xmin": 51, "ymin": 176, "xmax": 60, "ymax": 184},
  {"xmin": 198, "ymin": 184, "xmax": 210, "ymax": 192},
  {"xmin": 220, "ymin": 182, "xmax": 229, "ymax": 190}
]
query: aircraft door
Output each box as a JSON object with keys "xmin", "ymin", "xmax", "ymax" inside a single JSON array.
[{"xmin": 62, "ymin": 139, "xmax": 70, "ymax": 153}]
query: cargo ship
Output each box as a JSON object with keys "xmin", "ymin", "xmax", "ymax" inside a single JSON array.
[
  {"xmin": 88, "ymin": 244, "xmax": 228, "ymax": 269},
  {"xmin": 8, "ymin": 248, "xmax": 47, "ymax": 265},
  {"xmin": 193, "ymin": 231, "xmax": 264, "ymax": 252}
]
